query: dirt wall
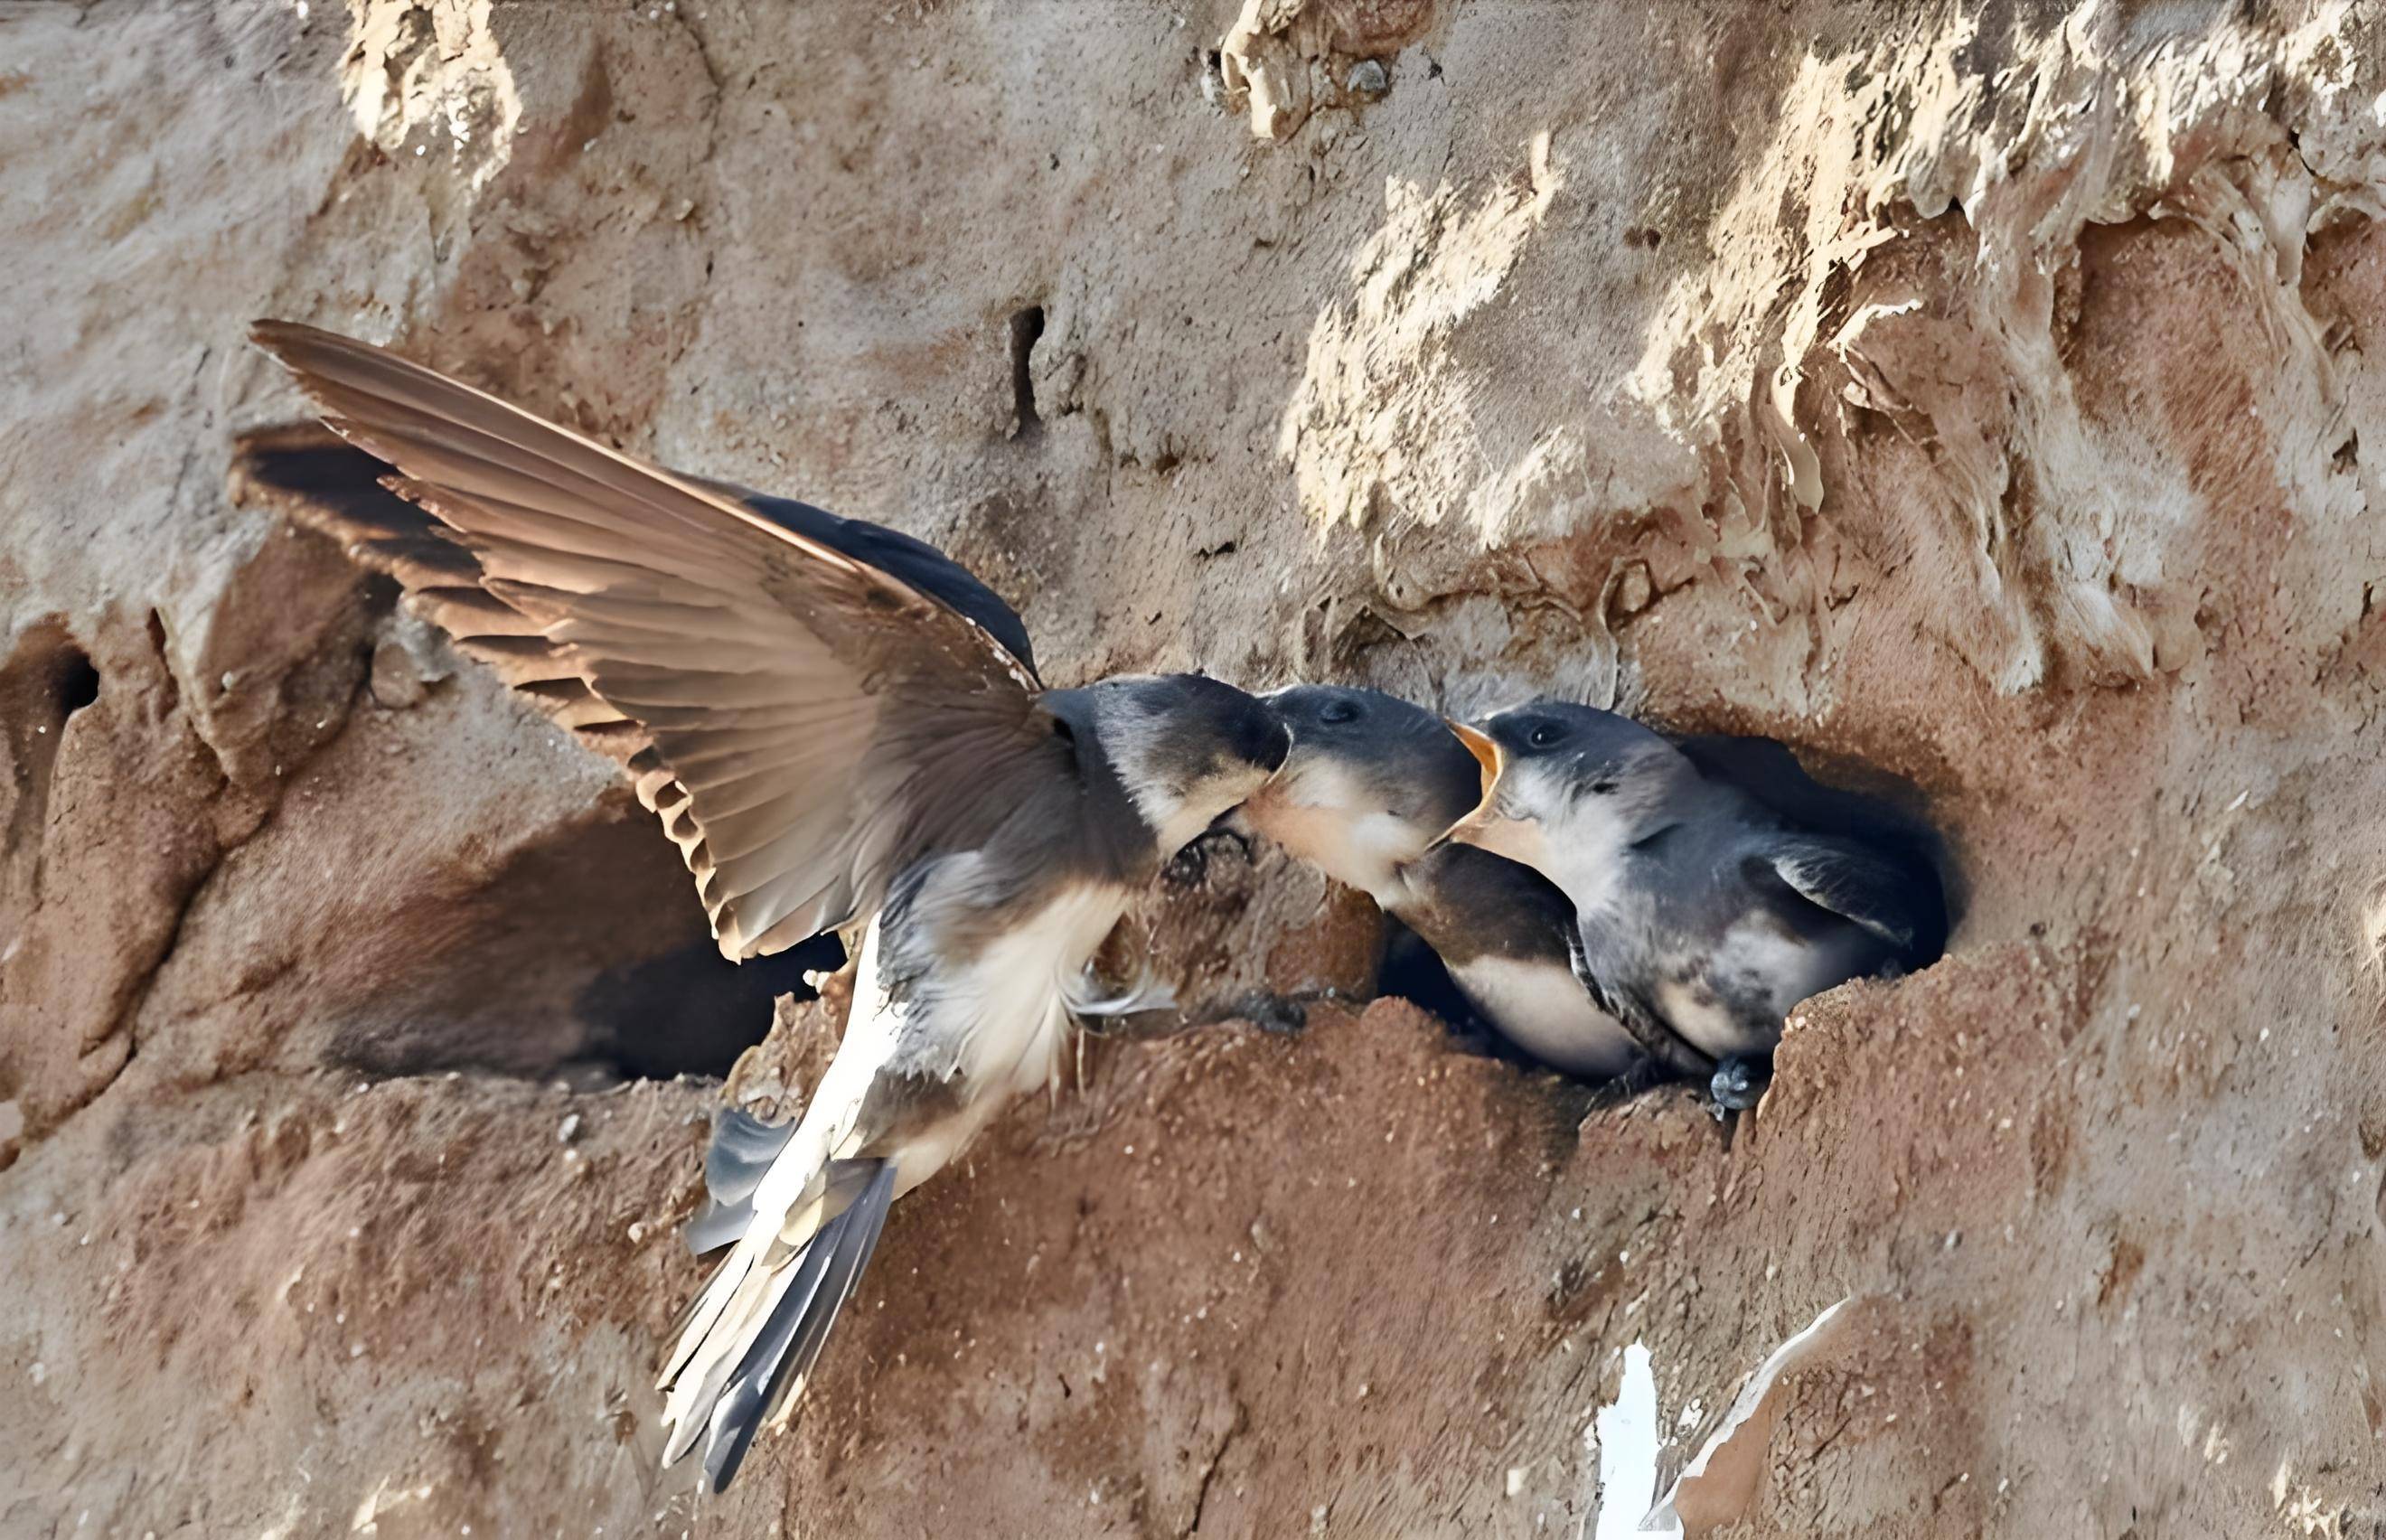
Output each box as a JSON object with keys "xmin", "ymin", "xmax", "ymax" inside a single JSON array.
[{"xmin": 6, "ymin": 1, "xmax": 2386, "ymax": 1535}]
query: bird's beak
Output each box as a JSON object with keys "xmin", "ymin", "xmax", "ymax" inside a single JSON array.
[
  {"xmin": 1447, "ymin": 720, "xmax": 1504, "ymax": 796},
  {"xmin": 1257, "ymin": 715, "xmax": 1292, "ymax": 784},
  {"xmin": 1437, "ymin": 719, "xmax": 1506, "ymax": 847}
]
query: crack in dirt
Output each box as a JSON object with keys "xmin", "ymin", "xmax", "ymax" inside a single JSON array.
[{"xmin": 1181, "ymin": 1399, "xmax": 1246, "ymax": 1537}]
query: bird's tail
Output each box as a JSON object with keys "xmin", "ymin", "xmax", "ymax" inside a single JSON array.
[{"xmin": 657, "ymin": 1108, "xmax": 897, "ymax": 1492}]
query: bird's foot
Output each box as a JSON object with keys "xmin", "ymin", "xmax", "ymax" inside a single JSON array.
[
  {"xmin": 1163, "ymin": 824, "xmax": 1255, "ymax": 889},
  {"xmin": 1707, "ymin": 1057, "xmax": 1766, "ymax": 1120}
]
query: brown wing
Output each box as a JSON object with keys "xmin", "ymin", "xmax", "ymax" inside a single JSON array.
[
  {"xmin": 229, "ymin": 424, "xmax": 650, "ymax": 756},
  {"xmin": 249, "ymin": 321, "xmax": 1062, "ymax": 960}
]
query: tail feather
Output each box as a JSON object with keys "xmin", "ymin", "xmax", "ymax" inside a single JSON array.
[
  {"xmin": 658, "ymin": 1248, "xmax": 747, "ymax": 1388},
  {"xmin": 660, "ymin": 1159, "xmax": 899, "ymax": 1493},
  {"xmin": 684, "ymin": 1110, "xmax": 783, "ymax": 1255},
  {"xmin": 658, "ymin": 1120, "xmax": 841, "ymax": 1389},
  {"xmin": 662, "ymin": 1230, "xmax": 840, "ymax": 1468},
  {"xmin": 687, "ymin": 1145, "xmax": 878, "ymax": 1257},
  {"xmin": 700, "ymin": 1162, "xmax": 897, "ymax": 1491},
  {"xmin": 758, "ymin": 1161, "xmax": 897, "ymax": 1430},
  {"xmin": 705, "ymin": 1107, "xmax": 802, "ymax": 1207}
]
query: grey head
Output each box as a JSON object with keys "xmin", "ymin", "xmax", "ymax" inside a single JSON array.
[
  {"xmin": 1236, "ymin": 684, "xmax": 1482, "ymax": 905},
  {"xmin": 1043, "ymin": 673, "xmax": 1290, "ymax": 869},
  {"xmin": 1448, "ymin": 700, "xmax": 1701, "ymax": 899}
]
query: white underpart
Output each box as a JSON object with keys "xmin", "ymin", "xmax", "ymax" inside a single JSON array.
[
  {"xmin": 743, "ymin": 879, "xmax": 1129, "ymax": 1232},
  {"xmin": 1652, "ymin": 976, "xmax": 1748, "ymax": 1061},
  {"xmin": 1674, "ymin": 918, "xmax": 1875, "ymax": 1058},
  {"xmin": 945, "ymin": 882, "xmax": 1128, "ymax": 1086},
  {"xmin": 1451, "ymin": 955, "xmax": 1640, "ymax": 1077},
  {"xmin": 1340, "ymin": 805, "xmax": 1431, "ymax": 906}
]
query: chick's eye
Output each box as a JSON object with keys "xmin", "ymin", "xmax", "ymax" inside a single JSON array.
[
  {"xmin": 1589, "ymin": 778, "xmax": 1619, "ymax": 794},
  {"xmin": 1317, "ymin": 700, "xmax": 1359, "ymax": 726},
  {"xmin": 1526, "ymin": 722, "xmax": 1564, "ymax": 748}
]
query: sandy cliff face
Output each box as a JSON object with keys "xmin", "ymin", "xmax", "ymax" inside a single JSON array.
[{"xmin": 5, "ymin": 1, "xmax": 2386, "ymax": 1534}]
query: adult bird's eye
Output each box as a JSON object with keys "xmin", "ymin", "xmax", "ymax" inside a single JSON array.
[
  {"xmin": 1589, "ymin": 778, "xmax": 1619, "ymax": 794},
  {"xmin": 1527, "ymin": 722, "xmax": 1564, "ymax": 748},
  {"xmin": 1318, "ymin": 699, "xmax": 1359, "ymax": 725}
]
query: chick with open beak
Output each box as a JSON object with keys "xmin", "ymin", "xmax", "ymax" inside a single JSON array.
[
  {"xmin": 1446, "ymin": 700, "xmax": 1949, "ymax": 1114},
  {"xmin": 1233, "ymin": 686, "xmax": 1645, "ymax": 1079}
]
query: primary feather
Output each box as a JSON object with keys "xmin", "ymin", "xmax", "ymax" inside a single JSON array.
[{"xmin": 248, "ymin": 321, "xmax": 1056, "ymax": 961}]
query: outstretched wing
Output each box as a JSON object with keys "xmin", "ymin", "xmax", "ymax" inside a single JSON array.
[
  {"xmin": 251, "ymin": 321, "xmax": 1064, "ymax": 960},
  {"xmin": 1752, "ymin": 836, "xmax": 1936, "ymax": 958}
]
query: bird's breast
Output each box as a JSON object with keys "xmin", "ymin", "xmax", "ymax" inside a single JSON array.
[
  {"xmin": 1449, "ymin": 955, "xmax": 1641, "ymax": 1078},
  {"xmin": 944, "ymin": 881, "xmax": 1133, "ymax": 1094}
]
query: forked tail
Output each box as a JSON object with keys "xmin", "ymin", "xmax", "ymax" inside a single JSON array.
[{"xmin": 657, "ymin": 1108, "xmax": 897, "ymax": 1492}]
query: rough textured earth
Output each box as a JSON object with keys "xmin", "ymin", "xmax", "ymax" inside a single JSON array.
[{"xmin": 6, "ymin": 1, "xmax": 2386, "ymax": 1535}]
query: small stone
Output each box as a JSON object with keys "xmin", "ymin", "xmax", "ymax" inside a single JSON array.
[
  {"xmin": 368, "ymin": 637, "xmax": 431, "ymax": 709},
  {"xmin": 558, "ymin": 1113, "xmax": 582, "ymax": 1145},
  {"xmin": 1346, "ymin": 58, "xmax": 1389, "ymax": 97}
]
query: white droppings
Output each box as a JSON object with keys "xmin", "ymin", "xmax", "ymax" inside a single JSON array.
[{"xmin": 1592, "ymin": 1342, "xmax": 1665, "ymax": 1537}]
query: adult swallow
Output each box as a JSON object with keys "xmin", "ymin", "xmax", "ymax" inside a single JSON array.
[{"xmin": 251, "ymin": 322, "xmax": 1289, "ymax": 1490}]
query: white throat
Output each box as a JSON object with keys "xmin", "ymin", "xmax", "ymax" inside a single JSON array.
[{"xmin": 1252, "ymin": 760, "xmax": 1431, "ymax": 907}]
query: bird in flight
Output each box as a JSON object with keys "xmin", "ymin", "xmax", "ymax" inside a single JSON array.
[{"xmin": 251, "ymin": 321, "xmax": 1290, "ymax": 1490}]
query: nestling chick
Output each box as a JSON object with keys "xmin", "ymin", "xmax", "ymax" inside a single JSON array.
[
  {"xmin": 1449, "ymin": 701, "xmax": 1949, "ymax": 1112},
  {"xmin": 1238, "ymin": 685, "xmax": 1645, "ymax": 1078}
]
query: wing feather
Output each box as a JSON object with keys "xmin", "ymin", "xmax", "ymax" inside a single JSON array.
[
  {"xmin": 1757, "ymin": 837, "xmax": 1930, "ymax": 953},
  {"xmin": 249, "ymin": 321, "xmax": 1061, "ymax": 958}
]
